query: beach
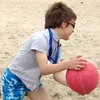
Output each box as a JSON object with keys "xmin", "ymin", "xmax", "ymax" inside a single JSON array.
[{"xmin": 0, "ymin": 0, "xmax": 100, "ymax": 100}]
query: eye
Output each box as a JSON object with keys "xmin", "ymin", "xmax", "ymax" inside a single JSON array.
[{"xmin": 67, "ymin": 21, "xmax": 76, "ymax": 28}]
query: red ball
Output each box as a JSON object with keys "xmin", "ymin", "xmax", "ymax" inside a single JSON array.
[{"xmin": 66, "ymin": 62, "xmax": 99, "ymax": 95}]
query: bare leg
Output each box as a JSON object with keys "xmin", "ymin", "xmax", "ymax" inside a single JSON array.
[{"xmin": 26, "ymin": 86, "xmax": 52, "ymax": 100}]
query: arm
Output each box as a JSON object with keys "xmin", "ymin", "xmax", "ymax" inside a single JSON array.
[
  {"xmin": 53, "ymin": 71, "xmax": 68, "ymax": 86},
  {"xmin": 36, "ymin": 51, "xmax": 87, "ymax": 75},
  {"xmin": 36, "ymin": 51, "xmax": 69, "ymax": 75}
]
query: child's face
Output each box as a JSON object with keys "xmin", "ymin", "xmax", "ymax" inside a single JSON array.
[{"xmin": 61, "ymin": 19, "xmax": 75, "ymax": 40}]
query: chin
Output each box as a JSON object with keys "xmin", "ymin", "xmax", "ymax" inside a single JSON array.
[
  {"xmin": 62, "ymin": 36, "xmax": 69, "ymax": 40},
  {"xmin": 64, "ymin": 38, "xmax": 69, "ymax": 40},
  {"xmin": 66, "ymin": 38, "xmax": 69, "ymax": 40},
  {"xmin": 65, "ymin": 37, "xmax": 69, "ymax": 40}
]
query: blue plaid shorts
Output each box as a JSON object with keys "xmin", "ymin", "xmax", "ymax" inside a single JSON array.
[{"xmin": 1, "ymin": 68, "xmax": 43, "ymax": 100}]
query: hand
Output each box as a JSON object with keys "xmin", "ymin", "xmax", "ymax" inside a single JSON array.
[{"xmin": 68, "ymin": 55, "xmax": 87, "ymax": 70}]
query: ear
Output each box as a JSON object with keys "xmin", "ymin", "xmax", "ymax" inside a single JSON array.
[{"xmin": 61, "ymin": 21, "xmax": 67, "ymax": 28}]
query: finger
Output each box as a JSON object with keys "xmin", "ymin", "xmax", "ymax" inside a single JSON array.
[
  {"xmin": 74, "ymin": 67, "xmax": 81, "ymax": 70},
  {"xmin": 76, "ymin": 55, "xmax": 82, "ymax": 59},
  {"xmin": 77, "ymin": 58, "xmax": 87, "ymax": 62},
  {"xmin": 77, "ymin": 61, "xmax": 87, "ymax": 66},
  {"xmin": 76, "ymin": 65, "xmax": 85, "ymax": 68}
]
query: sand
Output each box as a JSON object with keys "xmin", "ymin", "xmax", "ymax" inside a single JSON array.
[{"xmin": 0, "ymin": 0, "xmax": 100, "ymax": 100}]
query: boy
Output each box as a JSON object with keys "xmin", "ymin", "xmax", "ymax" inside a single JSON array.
[{"xmin": 1, "ymin": 2, "xmax": 87, "ymax": 100}]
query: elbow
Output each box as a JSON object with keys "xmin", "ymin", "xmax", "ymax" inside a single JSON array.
[
  {"xmin": 39, "ymin": 64, "xmax": 53, "ymax": 75},
  {"xmin": 41, "ymin": 72, "xmax": 48, "ymax": 75},
  {"xmin": 40, "ymin": 68, "xmax": 49, "ymax": 75}
]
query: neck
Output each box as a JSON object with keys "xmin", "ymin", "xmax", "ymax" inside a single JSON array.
[{"xmin": 53, "ymin": 28, "xmax": 63, "ymax": 39}]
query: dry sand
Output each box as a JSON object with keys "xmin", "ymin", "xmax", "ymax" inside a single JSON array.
[{"xmin": 0, "ymin": 0, "xmax": 100, "ymax": 100}]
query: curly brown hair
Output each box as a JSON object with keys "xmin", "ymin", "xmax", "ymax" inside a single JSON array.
[{"xmin": 45, "ymin": 2, "xmax": 77, "ymax": 29}]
